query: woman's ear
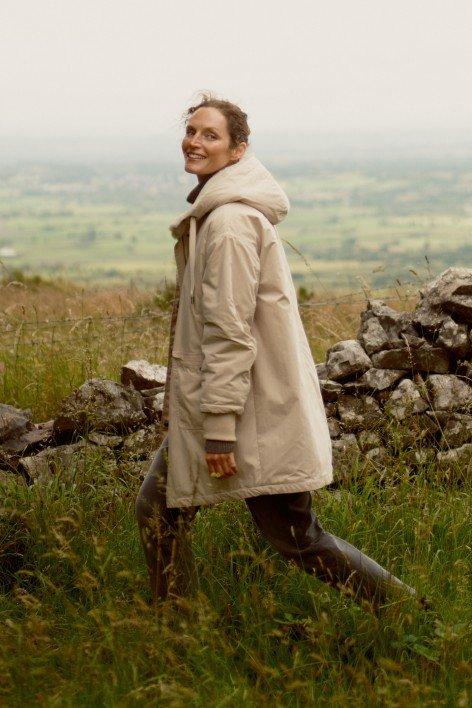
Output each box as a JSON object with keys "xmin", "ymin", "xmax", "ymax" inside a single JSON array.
[{"xmin": 232, "ymin": 142, "xmax": 247, "ymax": 161}]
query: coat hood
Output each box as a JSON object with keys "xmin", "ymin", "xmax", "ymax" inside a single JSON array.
[{"xmin": 169, "ymin": 152, "xmax": 290, "ymax": 241}]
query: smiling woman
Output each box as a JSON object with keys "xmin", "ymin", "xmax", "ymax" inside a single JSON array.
[{"xmin": 135, "ymin": 91, "xmax": 421, "ymax": 613}]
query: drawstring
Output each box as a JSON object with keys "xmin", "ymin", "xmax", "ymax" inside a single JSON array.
[{"xmin": 189, "ymin": 216, "xmax": 196, "ymax": 305}]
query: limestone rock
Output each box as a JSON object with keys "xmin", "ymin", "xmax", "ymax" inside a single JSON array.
[
  {"xmin": 326, "ymin": 340, "xmax": 371, "ymax": 381},
  {"xmin": 88, "ymin": 432, "xmax": 123, "ymax": 448},
  {"xmin": 386, "ymin": 379, "xmax": 429, "ymax": 421},
  {"xmin": 331, "ymin": 434, "xmax": 360, "ymax": 481},
  {"xmin": 436, "ymin": 443, "xmax": 472, "ymax": 472},
  {"xmin": 316, "ymin": 363, "xmax": 328, "ymax": 380},
  {"xmin": 143, "ymin": 391, "xmax": 165, "ymax": 422},
  {"xmin": 19, "ymin": 442, "xmax": 85, "ymax": 484},
  {"xmin": 371, "ymin": 345, "xmax": 450, "ymax": 374},
  {"xmin": 19, "ymin": 442, "xmax": 117, "ymax": 484},
  {"xmin": 0, "ymin": 421, "xmax": 53, "ymax": 455},
  {"xmin": 121, "ymin": 360, "xmax": 167, "ymax": 390},
  {"xmin": 54, "ymin": 379, "xmax": 146, "ymax": 435},
  {"xmin": 344, "ymin": 368, "xmax": 404, "ymax": 393},
  {"xmin": 439, "ymin": 414, "xmax": 472, "ymax": 448},
  {"xmin": 358, "ymin": 316, "xmax": 391, "ymax": 355},
  {"xmin": 337, "ymin": 394, "xmax": 382, "ymax": 432},
  {"xmin": 139, "ymin": 386, "xmax": 165, "ymax": 397},
  {"xmin": 319, "ymin": 379, "xmax": 343, "ymax": 402},
  {"xmin": 122, "ymin": 426, "xmax": 158, "ymax": 460},
  {"xmin": 358, "ymin": 300, "xmax": 418, "ymax": 354},
  {"xmin": 414, "ymin": 267, "xmax": 472, "ymax": 331},
  {"xmin": 0, "ymin": 404, "xmax": 33, "ymax": 443},
  {"xmin": 436, "ymin": 317, "xmax": 471, "ymax": 357},
  {"xmin": 427, "ymin": 374, "xmax": 472, "ymax": 411}
]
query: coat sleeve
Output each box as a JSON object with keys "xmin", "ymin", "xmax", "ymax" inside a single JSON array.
[{"xmin": 200, "ymin": 220, "xmax": 260, "ymax": 442}]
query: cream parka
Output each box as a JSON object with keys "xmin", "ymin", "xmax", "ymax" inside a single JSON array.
[{"xmin": 164, "ymin": 152, "xmax": 333, "ymax": 508}]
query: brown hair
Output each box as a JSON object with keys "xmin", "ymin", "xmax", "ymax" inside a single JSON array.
[{"xmin": 182, "ymin": 91, "xmax": 250, "ymax": 149}]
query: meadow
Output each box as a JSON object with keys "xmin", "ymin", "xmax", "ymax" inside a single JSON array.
[
  {"xmin": 0, "ymin": 278, "xmax": 471, "ymax": 706},
  {"xmin": 1, "ymin": 158, "xmax": 471, "ymax": 290}
]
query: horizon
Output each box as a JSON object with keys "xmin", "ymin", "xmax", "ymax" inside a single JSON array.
[{"xmin": 2, "ymin": 127, "xmax": 472, "ymax": 164}]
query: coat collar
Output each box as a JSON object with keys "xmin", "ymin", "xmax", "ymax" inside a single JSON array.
[
  {"xmin": 186, "ymin": 168, "xmax": 223, "ymax": 204},
  {"xmin": 170, "ymin": 152, "xmax": 290, "ymax": 304}
]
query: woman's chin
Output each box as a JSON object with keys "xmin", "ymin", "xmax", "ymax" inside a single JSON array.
[
  {"xmin": 184, "ymin": 163, "xmax": 204, "ymax": 175},
  {"xmin": 184, "ymin": 164, "xmax": 214, "ymax": 177}
]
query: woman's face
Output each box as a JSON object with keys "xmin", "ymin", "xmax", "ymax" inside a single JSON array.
[{"xmin": 182, "ymin": 106, "xmax": 246, "ymax": 179}]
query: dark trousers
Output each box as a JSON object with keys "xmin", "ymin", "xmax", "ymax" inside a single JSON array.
[{"xmin": 135, "ymin": 435, "xmax": 416, "ymax": 607}]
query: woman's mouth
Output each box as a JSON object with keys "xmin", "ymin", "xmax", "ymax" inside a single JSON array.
[{"xmin": 186, "ymin": 152, "xmax": 207, "ymax": 161}]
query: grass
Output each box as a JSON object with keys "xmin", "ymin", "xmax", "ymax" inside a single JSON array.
[{"xmin": 0, "ymin": 279, "xmax": 471, "ymax": 705}]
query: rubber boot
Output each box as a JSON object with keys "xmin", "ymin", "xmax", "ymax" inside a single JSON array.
[
  {"xmin": 135, "ymin": 437, "xmax": 198, "ymax": 605},
  {"xmin": 246, "ymin": 490, "xmax": 416, "ymax": 611}
]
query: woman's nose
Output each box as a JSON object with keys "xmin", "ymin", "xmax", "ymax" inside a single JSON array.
[{"xmin": 188, "ymin": 134, "xmax": 202, "ymax": 148}]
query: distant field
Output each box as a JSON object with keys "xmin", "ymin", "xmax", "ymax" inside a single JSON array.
[{"xmin": 1, "ymin": 159, "xmax": 471, "ymax": 290}]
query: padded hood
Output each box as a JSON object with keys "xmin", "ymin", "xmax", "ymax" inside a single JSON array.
[{"xmin": 169, "ymin": 152, "xmax": 290, "ymax": 241}]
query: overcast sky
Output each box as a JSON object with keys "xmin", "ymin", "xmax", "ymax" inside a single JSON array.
[{"xmin": 1, "ymin": 0, "xmax": 472, "ymax": 140}]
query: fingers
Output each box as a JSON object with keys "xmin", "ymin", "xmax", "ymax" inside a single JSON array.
[
  {"xmin": 210, "ymin": 458, "xmax": 226, "ymax": 479},
  {"xmin": 207, "ymin": 456, "xmax": 230, "ymax": 479},
  {"xmin": 206, "ymin": 452, "xmax": 238, "ymax": 479}
]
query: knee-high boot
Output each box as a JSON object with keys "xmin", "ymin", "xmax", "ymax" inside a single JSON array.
[
  {"xmin": 135, "ymin": 437, "xmax": 198, "ymax": 603},
  {"xmin": 246, "ymin": 491, "xmax": 416, "ymax": 608}
]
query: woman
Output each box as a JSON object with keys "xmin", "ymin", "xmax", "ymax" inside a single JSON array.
[{"xmin": 135, "ymin": 93, "xmax": 417, "ymax": 609}]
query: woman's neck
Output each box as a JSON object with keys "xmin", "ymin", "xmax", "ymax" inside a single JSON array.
[
  {"xmin": 187, "ymin": 167, "xmax": 223, "ymax": 204},
  {"xmin": 197, "ymin": 171, "xmax": 216, "ymax": 186}
]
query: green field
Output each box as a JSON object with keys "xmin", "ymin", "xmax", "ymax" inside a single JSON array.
[{"xmin": 1, "ymin": 159, "xmax": 471, "ymax": 290}]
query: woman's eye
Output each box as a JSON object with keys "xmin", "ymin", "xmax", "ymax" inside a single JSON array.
[{"xmin": 184, "ymin": 129, "xmax": 216, "ymax": 139}]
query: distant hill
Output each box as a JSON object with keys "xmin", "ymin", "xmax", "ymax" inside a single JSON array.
[{"xmin": 1, "ymin": 129, "xmax": 472, "ymax": 164}]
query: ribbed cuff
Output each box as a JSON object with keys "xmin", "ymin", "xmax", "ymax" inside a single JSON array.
[
  {"xmin": 203, "ymin": 412, "xmax": 236, "ymax": 441},
  {"xmin": 204, "ymin": 439, "xmax": 235, "ymax": 454}
]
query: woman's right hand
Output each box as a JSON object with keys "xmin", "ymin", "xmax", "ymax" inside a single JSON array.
[{"xmin": 205, "ymin": 451, "xmax": 239, "ymax": 479}]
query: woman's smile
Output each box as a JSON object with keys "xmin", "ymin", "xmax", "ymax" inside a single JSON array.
[{"xmin": 185, "ymin": 152, "xmax": 207, "ymax": 161}]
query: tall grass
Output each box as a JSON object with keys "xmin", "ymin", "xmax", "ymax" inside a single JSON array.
[{"xmin": 0, "ymin": 279, "xmax": 470, "ymax": 705}]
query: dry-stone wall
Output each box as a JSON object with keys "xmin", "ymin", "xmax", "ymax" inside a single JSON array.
[
  {"xmin": 319, "ymin": 267, "xmax": 472, "ymax": 480},
  {"xmin": 1, "ymin": 268, "xmax": 471, "ymax": 488},
  {"xmin": 0, "ymin": 361, "xmax": 166, "ymax": 486}
]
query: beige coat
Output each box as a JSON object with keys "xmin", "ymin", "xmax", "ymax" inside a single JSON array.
[{"xmin": 164, "ymin": 152, "xmax": 333, "ymax": 507}]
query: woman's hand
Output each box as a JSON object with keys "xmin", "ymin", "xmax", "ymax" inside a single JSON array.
[{"xmin": 205, "ymin": 451, "xmax": 238, "ymax": 479}]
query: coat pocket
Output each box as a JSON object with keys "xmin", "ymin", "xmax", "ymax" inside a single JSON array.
[{"xmin": 172, "ymin": 357, "xmax": 204, "ymax": 430}]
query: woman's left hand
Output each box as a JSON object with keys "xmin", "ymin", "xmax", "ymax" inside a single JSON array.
[{"xmin": 205, "ymin": 452, "xmax": 239, "ymax": 479}]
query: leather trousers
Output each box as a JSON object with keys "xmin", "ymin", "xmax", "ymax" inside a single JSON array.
[{"xmin": 135, "ymin": 435, "xmax": 417, "ymax": 608}]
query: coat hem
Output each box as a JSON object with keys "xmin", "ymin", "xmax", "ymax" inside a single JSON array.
[{"xmin": 166, "ymin": 472, "xmax": 334, "ymax": 508}]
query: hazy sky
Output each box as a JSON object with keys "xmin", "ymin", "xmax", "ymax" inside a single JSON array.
[{"xmin": 1, "ymin": 0, "xmax": 472, "ymax": 139}]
